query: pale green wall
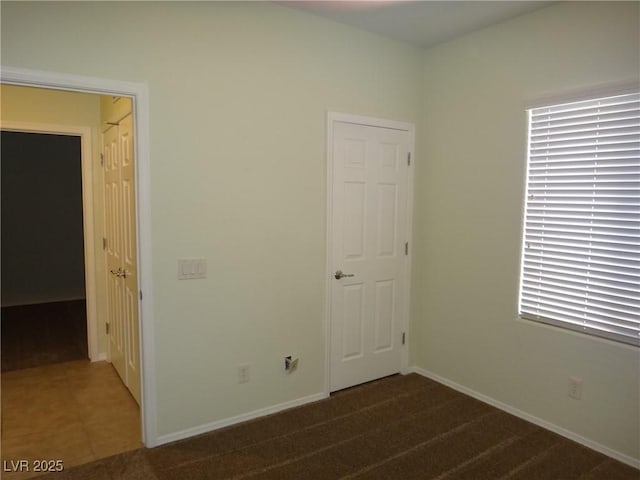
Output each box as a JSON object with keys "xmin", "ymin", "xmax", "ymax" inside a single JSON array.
[
  {"xmin": 412, "ymin": 1, "xmax": 639, "ymax": 461},
  {"xmin": 2, "ymin": 0, "xmax": 638, "ymax": 462},
  {"xmin": 0, "ymin": 1, "xmax": 422, "ymax": 436},
  {"xmin": 0, "ymin": 84, "xmax": 107, "ymax": 354}
]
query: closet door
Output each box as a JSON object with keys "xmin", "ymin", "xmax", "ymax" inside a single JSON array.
[
  {"xmin": 119, "ymin": 114, "xmax": 141, "ymax": 404},
  {"xmin": 103, "ymin": 113, "xmax": 140, "ymax": 405},
  {"xmin": 104, "ymin": 125, "xmax": 126, "ymax": 384}
]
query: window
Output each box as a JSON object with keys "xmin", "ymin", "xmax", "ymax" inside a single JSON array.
[{"xmin": 519, "ymin": 91, "xmax": 640, "ymax": 346}]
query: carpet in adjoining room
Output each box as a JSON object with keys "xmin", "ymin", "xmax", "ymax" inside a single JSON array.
[{"xmin": 1, "ymin": 300, "xmax": 88, "ymax": 372}]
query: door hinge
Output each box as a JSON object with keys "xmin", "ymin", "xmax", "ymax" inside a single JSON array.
[
  {"xmin": 102, "ymin": 237, "xmax": 107, "ymax": 250},
  {"xmin": 405, "ymin": 242, "xmax": 409, "ymax": 256},
  {"xmin": 106, "ymin": 322, "xmax": 110, "ymax": 335},
  {"xmin": 100, "ymin": 153, "xmax": 105, "ymax": 167},
  {"xmin": 407, "ymin": 152, "xmax": 411, "ymax": 166},
  {"xmin": 402, "ymin": 332, "xmax": 406, "ymax": 345},
  {"xmin": 139, "ymin": 290, "xmax": 143, "ymax": 301}
]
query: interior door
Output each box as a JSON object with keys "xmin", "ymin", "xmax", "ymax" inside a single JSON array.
[
  {"xmin": 119, "ymin": 113, "xmax": 141, "ymax": 404},
  {"xmin": 104, "ymin": 125, "xmax": 126, "ymax": 383},
  {"xmin": 103, "ymin": 113, "xmax": 140, "ymax": 405},
  {"xmin": 330, "ymin": 120, "xmax": 411, "ymax": 392}
]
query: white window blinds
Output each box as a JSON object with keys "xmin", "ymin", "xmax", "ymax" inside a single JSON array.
[{"xmin": 519, "ymin": 92, "xmax": 640, "ymax": 346}]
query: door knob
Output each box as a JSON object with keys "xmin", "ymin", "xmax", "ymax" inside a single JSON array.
[
  {"xmin": 334, "ymin": 270, "xmax": 355, "ymax": 280},
  {"xmin": 110, "ymin": 268, "xmax": 128, "ymax": 278}
]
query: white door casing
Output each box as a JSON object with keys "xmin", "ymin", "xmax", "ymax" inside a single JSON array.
[
  {"xmin": 1, "ymin": 65, "xmax": 156, "ymax": 446},
  {"xmin": 327, "ymin": 113, "xmax": 414, "ymax": 392}
]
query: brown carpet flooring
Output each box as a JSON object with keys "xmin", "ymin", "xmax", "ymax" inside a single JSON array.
[
  {"xmin": 37, "ymin": 374, "xmax": 638, "ymax": 480},
  {"xmin": 1, "ymin": 300, "xmax": 88, "ymax": 372}
]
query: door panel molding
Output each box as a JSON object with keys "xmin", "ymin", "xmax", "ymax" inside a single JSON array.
[
  {"xmin": 325, "ymin": 112, "xmax": 415, "ymax": 394},
  {"xmin": 1, "ymin": 65, "xmax": 157, "ymax": 447}
]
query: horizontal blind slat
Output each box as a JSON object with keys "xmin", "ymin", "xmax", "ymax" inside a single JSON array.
[
  {"xmin": 530, "ymin": 153, "xmax": 640, "ymax": 164},
  {"xmin": 520, "ymin": 309, "xmax": 639, "ymax": 340},
  {"xmin": 520, "ymin": 299, "xmax": 640, "ymax": 329},
  {"xmin": 524, "ymin": 243, "xmax": 640, "ymax": 261},
  {"xmin": 522, "ymin": 279, "xmax": 640, "ymax": 308},
  {"xmin": 531, "ymin": 128, "xmax": 639, "ymax": 143},
  {"xmin": 520, "ymin": 292, "xmax": 640, "ymax": 324},
  {"xmin": 520, "ymin": 301, "xmax": 640, "ymax": 330}
]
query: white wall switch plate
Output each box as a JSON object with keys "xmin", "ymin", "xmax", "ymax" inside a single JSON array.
[{"xmin": 177, "ymin": 258, "xmax": 207, "ymax": 279}]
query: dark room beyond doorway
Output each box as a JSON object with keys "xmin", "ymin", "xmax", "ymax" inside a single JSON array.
[{"xmin": 1, "ymin": 131, "xmax": 87, "ymax": 371}]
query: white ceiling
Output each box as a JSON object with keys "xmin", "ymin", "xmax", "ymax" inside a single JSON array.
[{"xmin": 280, "ymin": 1, "xmax": 554, "ymax": 48}]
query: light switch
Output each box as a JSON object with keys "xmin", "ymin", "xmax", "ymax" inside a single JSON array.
[
  {"xmin": 178, "ymin": 258, "xmax": 207, "ymax": 279},
  {"xmin": 181, "ymin": 262, "xmax": 190, "ymax": 276},
  {"xmin": 196, "ymin": 261, "xmax": 205, "ymax": 276}
]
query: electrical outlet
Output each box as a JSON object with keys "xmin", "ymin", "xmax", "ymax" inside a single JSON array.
[
  {"xmin": 284, "ymin": 356, "xmax": 299, "ymax": 373},
  {"xmin": 568, "ymin": 376, "xmax": 583, "ymax": 400},
  {"xmin": 238, "ymin": 364, "xmax": 250, "ymax": 384}
]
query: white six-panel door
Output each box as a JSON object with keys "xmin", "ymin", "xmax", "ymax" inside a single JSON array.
[{"xmin": 330, "ymin": 119, "xmax": 411, "ymax": 392}]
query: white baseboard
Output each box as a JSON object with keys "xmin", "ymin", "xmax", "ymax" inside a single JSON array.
[
  {"xmin": 410, "ymin": 366, "xmax": 639, "ymax": 469},
  {"xmin": 91, "ymin": 352, "xmax": 107, "ymax": 362},
  {"xmin": 156, "ymin": 392, "xmax": 328, "ymax": 446}
]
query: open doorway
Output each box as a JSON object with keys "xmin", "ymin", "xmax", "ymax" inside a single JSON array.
[
  {"xmin": 1, "ymin": 65, "xmax": 156, "ymax": 449},
  {"xmin": 0, "ymin": 83, "xmax": 147, "ymax": 476},
  {"xmin": 1, "ymin": 131, "xmax": 88, "ymax": 370}
]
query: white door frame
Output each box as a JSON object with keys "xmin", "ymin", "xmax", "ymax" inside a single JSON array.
[
  {"xmin": 324, "ymin": 112, "xmax": 415, "ymax": 395},
  {"xmin": 0, "ymin": 65, "xmax": 158, "ymax": 447},
  {"xmin": 0, "ymin": 120, "xmax": 99, "ymax": 361}
]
